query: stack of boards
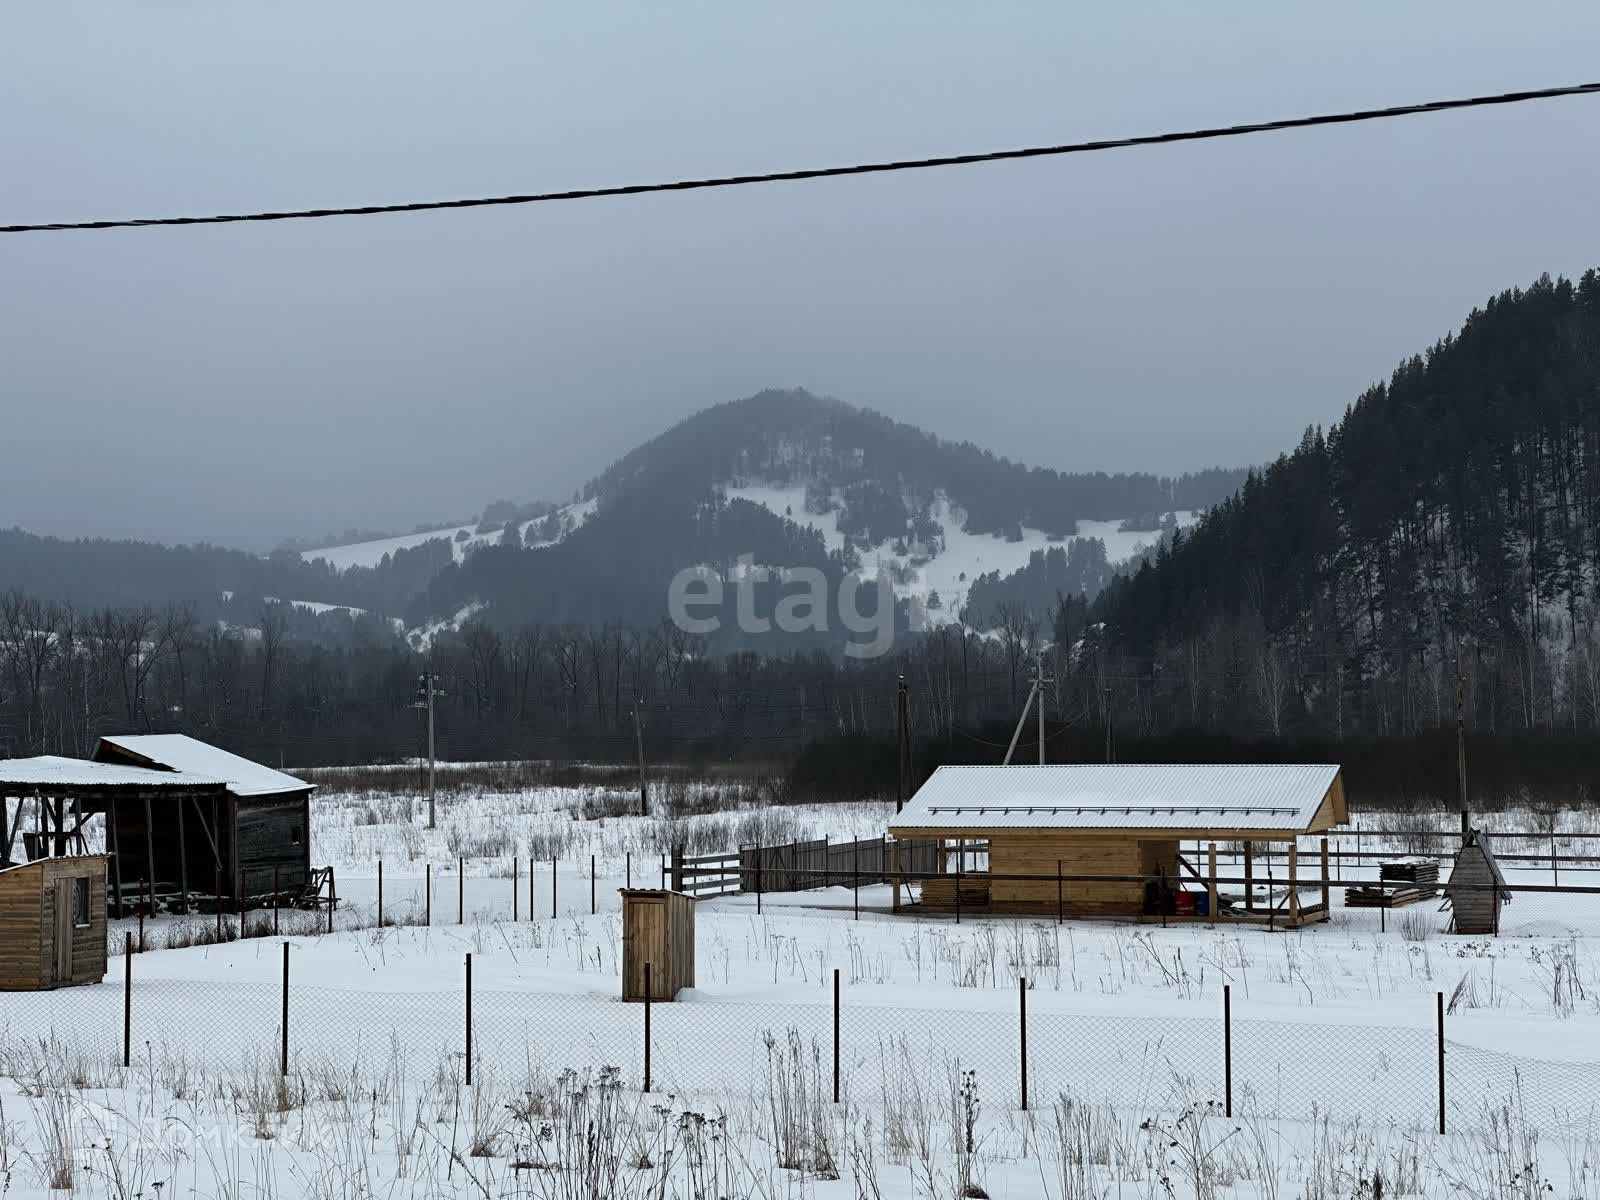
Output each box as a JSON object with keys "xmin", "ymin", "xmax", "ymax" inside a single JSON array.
[{"xmin": 1344, "ymin": 857, "xmax": 1440, "ymax": 909}]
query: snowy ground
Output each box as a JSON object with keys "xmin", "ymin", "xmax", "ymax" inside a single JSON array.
[{"xmin": 6, "ymin": 777, "xmax": 1600, "ymax": 1198}]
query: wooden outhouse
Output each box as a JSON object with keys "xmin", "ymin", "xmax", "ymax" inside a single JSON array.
[
  {"xmin": 0, "ymin": 856, "xmax": 109, "ymax": 990},
  {"xmin": 620, "ymin": 889, "xmax": 696, "ymax": 1000},
  {"xmin": 1446, "ymin": 830, "xmax": 1509, "ymax": 934},
  {"xmin": 887, "ymin": 764, "xmax": 1347, "ymax": 927}
]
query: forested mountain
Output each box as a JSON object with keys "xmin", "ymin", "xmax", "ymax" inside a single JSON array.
[
  {"xmin": 1088, "ymin": 270, "xmax": 1600, "ymax": 741},
  {"xmin": 414, "ymin": 390, "xmax": 1245, "ymax": 638}
]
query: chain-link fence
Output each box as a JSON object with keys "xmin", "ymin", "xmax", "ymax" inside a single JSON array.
[{"xmin": 5, "ymin": 960, "xmax": 1597, "ymax": 1138}]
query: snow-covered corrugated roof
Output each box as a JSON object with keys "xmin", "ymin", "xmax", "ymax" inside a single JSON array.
[
  {"xmin": 95, "ymin": 735, "xmax": 312, "ymax": 797},
  {"xmin": 888, "ymin": 764, "xmax": 1341, "ymax": 833},
  {"xmin": 0, "ymin": 755, "xmax": 224, "ymax": 790}
]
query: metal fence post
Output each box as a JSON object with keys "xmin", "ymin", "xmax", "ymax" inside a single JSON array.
[
  {"xmin": 138, "ymin": 877, "xmax": 146, "ymax": 951},
  {"xmin": 551, "ymin": 855, "xmax": 557, "ymax": 918},
  {"xmin": 458, "ymin": 857, "xmax": 465, "ymax": 925},
  {"xmin": 643, "ymin": 961, "xmax": 653, "ymax": 1092},
  {"xmin": 591, "ymin": 854, "xmax": 597, "ymax": 915},
  {"xmin": 122, "ymin": 932, "xmax": 133, "ymax": 1068},
  {"xmin": 513, "ymin": 857, "xmax": 519, "ymax": 921},
  {"xmin": 1019, "ymin": 976, "xmax": 1029, "ymax": 1111},
  {"xmin": 833, "ymin": 968, "xmax": 841, "ymax": 1104},
  {"xmin": 1223, "ymin": 984, "xmax": 1232, "ymax": 1118},
  {"xmin": 281, "ymin": 941, "xmax": 290, "ymax": 1077},
  {"xmin": 1437, "ymin": 990, "xmax": 1446, "ymax": 1135},
  {"xmin": 465, "ymin": 952, "xmax": 474, "ymax": 1087},
  {"xmin": 377, "ymin": 859, "xmax": 384, "ymax": 927},
  {"xmin": 215, "ymin": 862, "xmax": 223, "ymax": 941},
  {"xmin": 626, "ymin": 851, "xmax": 632, "ymax": 889},
  {"xmin": 273, "ymin": 865, "xmax": 280, "ymax": 937},
  {"xmin": 425, "ymin": 862, "xmax": 433, "ymax": 926}
]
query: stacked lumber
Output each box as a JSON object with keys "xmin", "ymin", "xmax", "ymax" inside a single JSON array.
[
  {"xmin": 919, "ymin": 875, "xmax": 992, "ymax": 911},
  {"xmin": 1345, "ymin": 857, "xmax": 1439, "ymax": 908}
]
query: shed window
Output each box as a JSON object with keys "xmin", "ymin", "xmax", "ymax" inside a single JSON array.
[
  {"xmin": 290, "ymin": 825, "xmax": 304, "ymax": 845},
  {"xmin": 72, "ymin": 877, "xmax": 91, "ymax": 928}
]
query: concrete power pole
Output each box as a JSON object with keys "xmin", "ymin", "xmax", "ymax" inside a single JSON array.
[
  {"xmin": 1032, "ymin": 651, "xmax": 1055, "ymax": 765},
  {"xmin": 634, "ymin": 704, "xmax": 649, "ymax": 817},
  {"xmin": 413, "ymin": 673, "xmax": 444, "ymax": 829}
]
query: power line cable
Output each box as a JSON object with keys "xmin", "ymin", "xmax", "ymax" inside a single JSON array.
[{"xmin": 4, "ymin": 81, "xmax": 1598, "ymax": 235}]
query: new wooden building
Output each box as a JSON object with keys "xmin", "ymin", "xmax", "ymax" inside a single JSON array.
[
  {"xmin": 887, "ymin": 764, "xmax": 1347, "ymax": 926},
  {"xmin": 0, "ymin": 855, "xmax": 109, "ymax": 990}
]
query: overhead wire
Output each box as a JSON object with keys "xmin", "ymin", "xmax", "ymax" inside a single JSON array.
[{"xmin": 4, "ymin": 81, "xmax": 1597, "ymax": 234}]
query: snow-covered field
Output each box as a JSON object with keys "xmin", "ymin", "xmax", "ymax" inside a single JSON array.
[{"xmin": 6, "ymin": 775, "xmax": 1600, "ymax": 1198}]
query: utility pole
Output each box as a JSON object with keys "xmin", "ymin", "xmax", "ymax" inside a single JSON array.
[
  {"xmin": 1103, "ymin": 685, "xmax": 1113, "ymax": 764},
  {"xmin": 896, "ymin": 677, "xmax": 910, "ymax": 811},
  {"xmin": 1456, "ymin": 641, "xmax": 1469, "ymax": 836},
  {"xmin": 413, "ymin": 673, "xmax": 444, "ymax": 829},
  {"xmin": 1031, "ymin": 651, "xmax": 1055, "ymax": 765},
  {"xmin": 633, "ymin": 704, "xmax": 649, "ymax": 816}
]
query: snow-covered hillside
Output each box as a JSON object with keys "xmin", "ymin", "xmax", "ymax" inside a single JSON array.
[
  {"xmin": 301, "ymin": 499, "xmax": 598, "ymax": 572},
  {"xmin": 726, "ymin": 481, "xmax": 1197, "ymax": 623}
]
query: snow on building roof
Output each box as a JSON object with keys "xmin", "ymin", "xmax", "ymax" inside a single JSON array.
[
  {"xmin": 888, "ymin": 764, "xmax": 1342, "ymax": 833},
  {"xmin": 0, "ymin": 755, "xmax": 225, "ymax": 791},
  {"xmin": 94, "ymin": 735, "xmax": 312, "ymax": 798}
]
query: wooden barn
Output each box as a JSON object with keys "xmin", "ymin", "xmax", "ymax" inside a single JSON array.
[
  {"xmin": 91, "ymin": 735, "xmax": 315, "ymax": 908},
  {"xmin": 887, "ymin": 764, "xmax": 1347, "ymax": 927},
  {"xmin": 0, "ymin": 856, "xmax": 110, "ymax": 990},
  {"xmin": 1446, "ymin": 830, "xmax": 1510, "ymax": 935}
]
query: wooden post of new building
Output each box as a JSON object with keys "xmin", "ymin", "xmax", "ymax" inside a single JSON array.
[
  {"xmin": 1287, "ymin": 844, "xmax": 1300, "ymax": 922},
  {"xmin": 1319, "ymin": 838, "xmax": 1330, "ymax": 913},
  {"xmin": 1206, "ymin": 844, "xmax": 1217, "ymax": 927},
  {"xmin": 1243, "ymin": 842, "xmax": 1254, "ymax": 911}
]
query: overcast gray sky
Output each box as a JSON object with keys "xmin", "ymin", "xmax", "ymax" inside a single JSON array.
[{"xmin": 3, "ymin": 2, "xmax": 1598, "ymax": 550}]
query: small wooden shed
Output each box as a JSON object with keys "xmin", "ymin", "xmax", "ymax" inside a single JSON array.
[
  {"xmin": 887, "ymin": 764, "xmax": 1347, "ymax": 926},
  {"xmin": 1446, "ymin": 830, "xmax": 1510, "ymax": 935},
  {"xmin": 0, "ymin": 856, "xmax": 109, "ymax": 990},
  {"xmin": 620, "ymin": 889, "xmax": 696, "ymax": 1001}
]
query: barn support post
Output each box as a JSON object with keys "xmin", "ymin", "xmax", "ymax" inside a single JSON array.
[
  {"xmin": 1223, "ymin": 984, "xmax": 1233, "ymax": 1118},
  {"xmin": 280, "ymin": 941, "xmax": 290, "ymax": 1078},
  {"xmin": 123, "ymin": 932, "xmax": 133, "ymax": 1068},
  {"xmin": 327, "ymin": 868, "xmax": 337, "ymax": 935},
  {"xmin": 832, "ymin": 968, "xmax": 841, "ymax": 1104},
  {"xmin": 1243, "ymin": 842, "xmax": 1253, "ymax": 911},
  {"xmin": 138, "ymin": 878, "xmax": 146, "ymax": 951},
  {"xmin": 214, "ymin": 861, "xmax": 223, "ymax": 941},
  {"xmin": 955, "ymin": 850, "xmax": 962, "ymax": 925},
  {"xmin": 177, "ymin": 799, "xmax": 189, "ymax": 913},
  {"xmin": 1207, "ymin": 844, "xmax": 1217, "ymax": 928},
  {"xmin": 1436, "ymin": 991, "xmax": 1446, "ymax": 1135},
  {"xmin": 464, "ymin": 953, "xmax": 473, "ymax": 1088},
  {"xmin": 1018, "ymin": 976, "xmax": 1029, "ymax": 1111},
  {"xmin": 142, "ymin": 795, "xmax": 156, "ymax": 905},
  {"xmin": 643, "ymin": 962, "xmax": 653, "ymax": 1092},
  {"xmin": 1057, "ymin": 859, "xmax": 1063, "ymax": 924}
]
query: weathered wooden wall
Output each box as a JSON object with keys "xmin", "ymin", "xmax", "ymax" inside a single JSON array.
[
  {"xmin": 0, "ymin": 857, "xmax": 107, "ymax": 990},
  {"xmin": 236, "ymin": 795, "xmax": 311, "ymax": 894}
]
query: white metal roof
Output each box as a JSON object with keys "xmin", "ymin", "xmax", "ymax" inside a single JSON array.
[
  {"xmin": 0, "ymin": 755, "xmax": 224, "ymax": 790},
  {"xmin": 888, "ymin": 764, "xmax": 1341, "ymax": 833},
  {"xmin": 95, "ymin": 735, "xmax": 312, "ymax": 798}
]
